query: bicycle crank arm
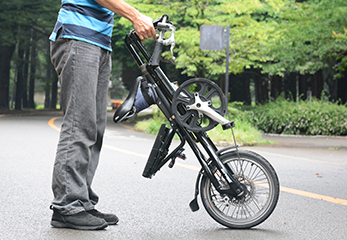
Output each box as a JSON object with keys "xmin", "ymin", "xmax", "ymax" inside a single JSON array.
[{"xmin": 186, "ymin": 93, "xmax": 234, "ymax": 129}]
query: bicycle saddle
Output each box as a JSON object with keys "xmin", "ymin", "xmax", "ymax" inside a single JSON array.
[{"xmin": 113, "ymin": 76, "xmax": 142, "ymax": 123}]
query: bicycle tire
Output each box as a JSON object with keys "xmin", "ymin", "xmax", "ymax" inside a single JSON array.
[{"xmin": 200, "ymin": 150, "xmax": 279, "ymax": 229}]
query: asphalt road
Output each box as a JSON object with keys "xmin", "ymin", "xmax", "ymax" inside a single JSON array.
[{"xmin": 0, "ymin": 113, "xmax": 346, "ymax": 240}]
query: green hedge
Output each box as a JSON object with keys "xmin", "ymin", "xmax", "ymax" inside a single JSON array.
[{"xmin": 244, "ymin": 99, "xmax": 347, "ymax": 136}]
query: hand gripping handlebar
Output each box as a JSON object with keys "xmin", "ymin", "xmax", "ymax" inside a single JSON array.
[{"xmin": 149, "ymin": 15, "xmax": 176, "ymax": 67}]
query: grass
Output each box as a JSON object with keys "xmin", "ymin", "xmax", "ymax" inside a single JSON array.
[
  {"xmin": 207, "ymin": 119, "xmax": 270, "ymax": 146},
  {"xmin": 134, "ymin": 109, "xmax": 270, "ymax": 146},
  {"xmin": 134, "ymin": 117, "xmax": 165, "ymax": 135},
  {"xmin": 35, "ymin": 104, "xmax": 61, "ymax": 110}
]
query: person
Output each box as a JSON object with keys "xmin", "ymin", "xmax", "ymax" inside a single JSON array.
[{"xmin": 49, "ymin": 0, "xmax": 156, "ymax": 230}]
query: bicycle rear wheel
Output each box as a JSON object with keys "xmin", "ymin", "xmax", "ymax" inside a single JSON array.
[{"xmin": 200, "ymin": 150, "xmax": 279, "ymax": 229}]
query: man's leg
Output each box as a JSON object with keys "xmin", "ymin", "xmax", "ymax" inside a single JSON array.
[
  {"xmin": 84, "ymin": 50, "xmax": 119, "ymax": 225},
  {"xmin": 52, "ymin": 39, "xmax": 103, "ymax": 214},
  {"xmin": 85, "ymin": 50, "xmax": 111, "ymax": 207},
  {"xmin": 50, "ymin": 39, "xmax": 109, "ymax": 229}
]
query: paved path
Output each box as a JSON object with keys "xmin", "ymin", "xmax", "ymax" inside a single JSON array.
[{"xmin": 0, "ymin": 112, "xmax": 346, "ymax": 239}]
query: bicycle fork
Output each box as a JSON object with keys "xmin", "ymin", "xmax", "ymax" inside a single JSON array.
[{"xmin": 176, "ymin": 127, "xmax": 245, "ymax": 212}]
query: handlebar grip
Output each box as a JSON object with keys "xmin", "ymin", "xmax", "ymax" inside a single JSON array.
[{"xmin": 148, "ymin": 41, "xmax": 163, "ymax": 67}]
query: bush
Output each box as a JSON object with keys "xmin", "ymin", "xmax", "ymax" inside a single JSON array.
[{"xmin": 247, "ymin": 99, "xmax": 347, "ymax": 136}]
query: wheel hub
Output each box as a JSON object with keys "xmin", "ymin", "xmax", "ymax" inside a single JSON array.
[{"xmin": 223, "ymin": 175, "xmax": 255, "ymax": 206}]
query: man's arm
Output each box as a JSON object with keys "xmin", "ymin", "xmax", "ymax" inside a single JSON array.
[{"xmin": 95, "ymin": 0, "xmax": 156, "ymax": 41}]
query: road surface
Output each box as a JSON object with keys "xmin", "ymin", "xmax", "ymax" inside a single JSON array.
[{"xmin": 0, "ymin": 113, "xmax": 346, "ymax": 239}]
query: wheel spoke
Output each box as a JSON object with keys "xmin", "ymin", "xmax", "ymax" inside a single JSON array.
[
  {"xmin": 205, "ymin": 88, "xmax": 218, "ymax": 100},
  {"xmin": 198, "ymin": 83, "xmax": 208, "ymax": 97},
  {"xmin": 200, "ymin": 150, "xmax": 279, "ymax": 229}
]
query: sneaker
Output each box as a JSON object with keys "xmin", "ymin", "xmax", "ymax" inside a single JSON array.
[
  {"xmin": 87, "ymin": 209, "xmax": 119, "ymax": 225},
  {"xmin": 51, "ymin": 209, "xmax": 108, "ymax": 230}
]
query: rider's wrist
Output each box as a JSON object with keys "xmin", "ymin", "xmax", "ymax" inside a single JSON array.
[{"xmin": 127, "ymin": 8, "xmax": 141, "ymax": 25}]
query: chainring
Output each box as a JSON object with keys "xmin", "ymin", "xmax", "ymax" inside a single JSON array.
[{"xmin": 172, "ymin": 78, "xmax": 227, "ymax": 132}]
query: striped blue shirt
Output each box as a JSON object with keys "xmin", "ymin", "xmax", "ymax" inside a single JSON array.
[{"xmin": 49, "ymin": 0, "xmax": 114, "ymax": 51}]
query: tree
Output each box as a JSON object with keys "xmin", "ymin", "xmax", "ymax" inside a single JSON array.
[
  {"xmin": 0, "ymin": 0, "xmax": 18, "ymax": 109},
  {"xmin": 261, "ymin": 0, "xmax": 347, "ymax": 101},
  {"xmin": 1, "ymin": 0, "xmax": 346, "ymax": 109},
  {"xmin": 125, "ymin": 0, "xmax": 285, "ymax": 80},
  {"xmin": 0, "ymin": 0, "xmax": 60, "ymax": 110}
]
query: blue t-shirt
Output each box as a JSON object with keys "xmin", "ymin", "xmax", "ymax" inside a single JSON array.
[{"xmin": 49, "ymin": 0, "xmax": 114, "ymax": 51}]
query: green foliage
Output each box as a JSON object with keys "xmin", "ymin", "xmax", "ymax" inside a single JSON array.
[
  {"xmin": 262, "ymin": 0, "xmax": 347, "ymax": 77},
  {"xmin": 134, "ymin": 108, "xmax": 170, "ymax": 135},
  {"xmin": 135, "ymin": 98, "xmax": 347, "ymax": 139},
  {"xmin": 1, "ymin": 0, "xmax": 346, "ymax": 110},
  {"xmin": 134, "ymin": 107, "xmax": 266, "ymax": 146},
  {"xmin": 208, "ymin": 119, "xmax": 266, "ymax": 146},
  {"xmin": 124, "ymin": 0, "xmax": 287, "ymax": 79},
  {"xmin": 122, "ymin": 0, "xmax": 347, "ymax": 81},
  {"xmin": 247, "ymin": 99, "xmax": 347, "ymax": 135},
  {"xmin": 332, "ymin": 28, "xmax": 347, "ymax": 79}
]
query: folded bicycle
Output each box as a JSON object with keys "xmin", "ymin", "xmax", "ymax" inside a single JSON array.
[{"xmin": 113, "ymin": 15, "xmax": 279, "ymax": 229}]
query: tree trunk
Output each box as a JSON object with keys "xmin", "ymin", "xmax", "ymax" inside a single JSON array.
[
  {"xmin": 337, "ymin": 69, "xmax": 347, "ymax": 104},
  {"xmin": 311, "ymin": 70, "xmax": 323, "ymax": 99},
  {"xmin": 29, "ymin": 30, "xmax": 37, "ymax": 109},
  {"xmin": 22, "ymin": 43, "xmax": 30, "ymax": 108},
  {"xmin": 255, "ymin": 76, "xmax": 268, "ymax": 104},
  {"xmin": 0, "ymin": 44, "xmax": 16, "ymax": 110},
  {"xmin": 242, "ymin": 77, "xmax": 251, "ymax": 105},
  {"xmin": 283, "ymin": 73, "xmax": 297, "ymax": 101},
  {"xmin": 44, "ymin": 90, "xmax": 51, "ymax": 108},
  {"xmin": 15, "ymin": 46, "xmax": 25, "ymax": 110},
  {"xmin": 270, "ymin": 75, "xmax": 282, "ymax": 100},
  {"xmin": 299, "ymin": 74, "xmax": 309, "ymax": 100}
]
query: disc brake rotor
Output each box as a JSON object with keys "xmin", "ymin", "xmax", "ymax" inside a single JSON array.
[{"xmin": 172, "ymin": 78, "xmax": 227, "ymax": 132}]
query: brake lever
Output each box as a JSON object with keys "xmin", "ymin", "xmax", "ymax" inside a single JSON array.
[
  {"xmin": 169, "ymin": 44, "xmax": 176, "ymax": 61},
  {"xmin": 157, "ymin": 23, "xmax": 176, "ymax": 61}
]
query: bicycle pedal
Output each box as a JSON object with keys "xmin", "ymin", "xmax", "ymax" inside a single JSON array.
[
  {"xmin": 175, "ymin": 148, "xmax": 186, "ymax": 161},
  {"xmin": 177, "ymin": 153, "xmax": 186, "ymax": 160}
]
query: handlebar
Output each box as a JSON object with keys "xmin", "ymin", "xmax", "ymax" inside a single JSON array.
[{"xmin": 148, "ymin": 15, "xmax": 176, "ymax": 67}]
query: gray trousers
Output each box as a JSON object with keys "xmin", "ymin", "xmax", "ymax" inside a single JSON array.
[{"xmin": 50, "ymin": 34, "xmax": 111, "ymax": 215}]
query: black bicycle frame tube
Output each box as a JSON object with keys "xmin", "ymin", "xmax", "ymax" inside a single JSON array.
[
  {"xmin": 124, "ymin": 29, "xmax": 242, "ymax": 196},
  {"xmin": 196, "ymin": 133, "xmax": 243, "ymax": 194},
  {"xmin": 125, "ymin": 31, "xmax": 151, "ymax": 63},
  {"xmin": 125, "ymin": 31, "xmax": 176, "ymax": 101}
]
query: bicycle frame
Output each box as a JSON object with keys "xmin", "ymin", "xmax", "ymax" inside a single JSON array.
[{"xmin": 123, "ymin": 19, "xmax": 245, "ymax": 202}]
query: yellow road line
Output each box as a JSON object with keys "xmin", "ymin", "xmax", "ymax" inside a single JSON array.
[
  {"xmin": 48, "ymin": 117, "xmax": 347, "ymax": 207},
  {"xmin": 280, "ymin": 186, "xmax": 347, "ymax": 206},
  {"xmin": 103, "ymin": 145, "xmax": 148, "ymax": 158},
  {"xmin": 48, "ymin": 117, "xmax": 62, "ymax": 132},
  {"xmin": 255, "ymin": 149, "xmax": 347, "ymax": 168}
]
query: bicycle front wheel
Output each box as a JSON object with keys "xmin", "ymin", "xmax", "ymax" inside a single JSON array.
[{"xmin": 200, "ymin": 150, "xmax": 279, "ymax": 229}]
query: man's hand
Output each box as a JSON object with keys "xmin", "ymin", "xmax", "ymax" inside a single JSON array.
[
  {"xmin": 132, "ymin": 13, "xmax": 157, "ymax": 41},
  {"xmin": 95, "ymin": 0, "xmax": 157, "ymax": 41}
]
